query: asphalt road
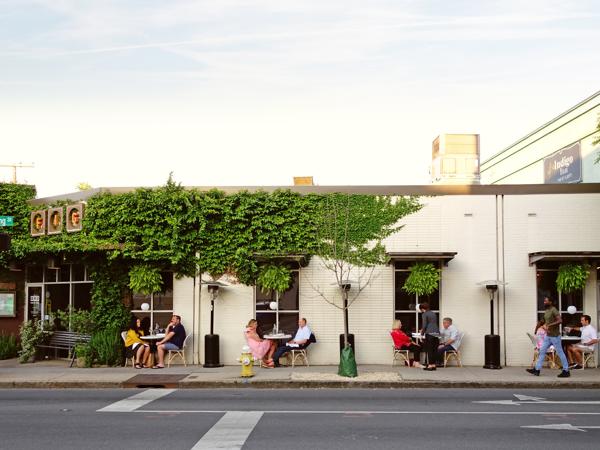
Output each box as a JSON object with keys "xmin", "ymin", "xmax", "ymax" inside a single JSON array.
[{"xmin": 1, "ymin": 388, "xmax": 599, "ymax": 449}]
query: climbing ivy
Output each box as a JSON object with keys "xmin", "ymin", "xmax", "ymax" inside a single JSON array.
[{"xmin": 1, "ymin": 179, "xmax": 422, "ymax": 324}]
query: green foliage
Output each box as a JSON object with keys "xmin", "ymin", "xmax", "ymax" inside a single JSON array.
[
  {"xmin": 556, "ymin": 263, "xmax": 590, "ymax": 293},
  {"xmin": 0, "ymin": 332, "xmax": 18, "ymax": 360},
  {"xmin": 89, "ymin": 328, "xmax": 123, "ymax": 366},
  {"xmin": 128, "ymin": 264, "xmax": 163, "ymax": 295},
  {"xmin": 0, "ymin": 183, "xmax": 36, "ymax": 267},
  {"xmin": 75, "ymin": 343, "xmax": 93, "ymax": 368},
  {"xmin": 257, "ymin": 264, "xmax": 292, "ymax": 294},
  {"xmin": 316, "ymin": 193, "xmax": 422, "ymax": 267},
  {"xmin": 89, "ymin": 262, "xmax": 130, "ymax": 331},
  {"xmin": 402, "ymin": 262, "xmax": 440, "ymax": 296},
  {"xmin": 54, "ymin": 307, "xmax": 95, "ymax": 334},
  {"xmin": 18, "ymin": 319, "xmax": 49, "ymax": 363}
]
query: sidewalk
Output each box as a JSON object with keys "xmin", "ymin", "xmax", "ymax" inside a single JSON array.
[{"xmin": 0, "ymin": 358, "xmax": 598, "ymax": 389}]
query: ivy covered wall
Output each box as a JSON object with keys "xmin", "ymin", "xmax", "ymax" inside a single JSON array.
[{"xmin": 1, "ymin": 179, "xmax": 421, "ymax": 329}]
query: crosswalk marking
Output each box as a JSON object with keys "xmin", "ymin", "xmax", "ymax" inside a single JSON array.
[
  {"xmin": 191, "ymin": 411, "xmax": 263, "ymax": 450},
  {"xmin": 97, "ymin": 389, "xmax": 176, "ymax": 412}
]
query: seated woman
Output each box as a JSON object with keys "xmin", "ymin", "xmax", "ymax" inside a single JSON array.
[
  {"xmin": 125, "ymin": 316, "xmax": 151, "ymax": 369},
  {"xmin": 390, "ymin": 319, "xmax": 423, "ymax": 368},
  {"xmin": 245, "ymin": 319, "xmax": 276, "ymax": 368}
]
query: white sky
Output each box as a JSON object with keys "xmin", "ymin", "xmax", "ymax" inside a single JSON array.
[{"xmin": 1, "ymin": 0, "xmax": 599, "ymax": 198}]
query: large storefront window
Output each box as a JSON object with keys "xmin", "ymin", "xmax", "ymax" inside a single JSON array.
[
  {"xmin": 131, "ymin": 272, "xmax": 174, "ymax": 331},
  {"xmin": 536, "ymin": 262, "xmax": 583, "ymax": 328},
  {"xmin": 394, "ymin": 261, "xmax": 440, "ymax": 334},
  {"xmin": 255, "ymin": 270, "xmax": 300, "ymax": 336},
  {"xmin": 25, "ymin": 264, "xmax": 93, "ymax": 330}
]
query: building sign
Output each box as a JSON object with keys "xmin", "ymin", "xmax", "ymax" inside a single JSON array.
[
  {"xmin": 30, "ymin": 210, "xmax": 46, "ymax": 236},
  {"xmin": 47, "ymin": 207, "xmax": 63, "ymax": 235},
  {"xmin": 0, "ymin": 292, "xmax": 16, "ymax": 317},
  {"xmin": 543, "ymin": 142, "xmax": 582, "ymax": 184},
  {"xmin": 66, "ymin": 203, "xmax": 84, "ymax": 232}
]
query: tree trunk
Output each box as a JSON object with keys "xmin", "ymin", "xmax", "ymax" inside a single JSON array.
[{"xmin": 343, "ymin": 290, "xmax": 349, "ymax": 347}]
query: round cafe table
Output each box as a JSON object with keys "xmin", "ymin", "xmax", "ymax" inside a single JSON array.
[{"xmin": 140, "ymin": 334, "xmax": 166, "ymax": 365}]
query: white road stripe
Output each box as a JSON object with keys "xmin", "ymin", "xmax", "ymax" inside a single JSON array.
[
  {"xmin": 191, "ymin": 411, "xmax": 263, "ymax": 450},
  {"xmin": 136, "ymin": 410, "xmax": 600, "ymax": 416},
  {"xmin": 97, "ymin": 389, "xmax": 176, "ymax": 412}
]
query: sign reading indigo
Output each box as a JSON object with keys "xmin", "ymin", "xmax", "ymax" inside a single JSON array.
[{"xmin": 544, "ymin": 143, "xmax": 582, "ymax": 184}]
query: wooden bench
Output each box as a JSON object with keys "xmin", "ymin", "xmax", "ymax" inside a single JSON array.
[{"xmin": 38, "ymin": 331, "xmax": 91, "ymax": 367}]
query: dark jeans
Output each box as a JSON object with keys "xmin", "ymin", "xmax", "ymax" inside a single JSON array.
[
  {"xmin": 398, "ymin": 343, "xmax": 421, "ymax": 362},
  {"xmin": 423, "ymin": 334, "xmax": 439, "ymax": 366},
  {"xmin": 435, "ymin": 344, "xmax": 455, "ymax": 365},
  {"xmin": 272, "ymin": 345, "xmax": 294, "ymax": 365}
]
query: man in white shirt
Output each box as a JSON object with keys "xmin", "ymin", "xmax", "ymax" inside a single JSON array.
[
  {"xmin": 435, "ymin": 317, "xmax": 462, "ymax": 366},
  {"xmin": 567, "ymin": 315, "xmax": 598, "ymax": 370},
  {"xmin": 272, "ymin": 318, "xmax": 312, "ymax": 367}
]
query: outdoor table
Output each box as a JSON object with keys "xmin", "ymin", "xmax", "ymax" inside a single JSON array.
[
  {"xmin": 264, "ymin": 334, "xmax": 292, "ymax": 341},
  {"xmin": 140, "ymin": 333, "xmax": 166, "ymax": 366}
]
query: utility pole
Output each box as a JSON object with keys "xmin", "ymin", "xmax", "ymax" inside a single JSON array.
[{"xmin": 0, "ymin": 163, "xmax": 34, "ymax": 183}]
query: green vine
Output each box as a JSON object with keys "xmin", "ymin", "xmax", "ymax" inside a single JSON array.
[
  {"xmin": 257, "ymin": 264, "xmax": 292, "ymax": 294},
  {"xmin": 556, "ymin": 263, "xmax": 590, "ymax": 293},
  {"xmin": 402, "ymin": 262, "xmax": 440, "ymax": 296}
]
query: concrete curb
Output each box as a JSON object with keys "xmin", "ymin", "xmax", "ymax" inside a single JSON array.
[{"xmin": 2, "ymin": 380, "xmax": 600, "ymax": 389}]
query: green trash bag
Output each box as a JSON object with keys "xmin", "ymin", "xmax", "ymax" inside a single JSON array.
[{"xmin": 338, "ymin": 346, "xmax": 358, "ymax": 378}]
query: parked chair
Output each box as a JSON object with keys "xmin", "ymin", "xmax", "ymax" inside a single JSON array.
[
  {"xmin": 286, "ymin": 333, "xmax": 317, "ymax": 367},
  {"xmin": 392, "ymin": 347, "xmax": 411, "ymax": 367},
  {"xmin": 166, "ymin": 334, "xmax": 191, "ymax": 367},
  {"xmin": 526, "ymin": 332, "xmax": 557, "ymax": 368},
  {"xmin": 443, "ymin": 332, "xmax": 464, "ymax": 367},
  {"xmin": 120, "ymin": 331, "xmax": 136, "ymax": 368}
]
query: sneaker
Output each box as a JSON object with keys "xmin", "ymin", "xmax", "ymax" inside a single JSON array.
[
  {"xmin": 526, "ymin": 368, "xmax": 540, "ymax": 376},
  {"xmin": 571, "ymin": 364, "xmax": 583, "ymax": 370},
  {"xmin": 557, "ymin": 370, "xmax": 570, "ymax": 378}
]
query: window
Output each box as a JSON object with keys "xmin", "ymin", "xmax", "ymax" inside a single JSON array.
[
  {"xmin": 25, "ymin": 264, "xmax": 93, "ymax": 330},
  {"xmin": 394, "ymin": 261, "xmax": 440, "ymax": 334},
  {"xmin": 536, "ymin": 262, "xmax": 583, "ymax": 328},
  {"xmin": 131, "ymin": 272, "xmax": 174, "ymax": 330},
  {"xmin": 255, "ymin": 271, "xmax": 300, "ymax": 336}
]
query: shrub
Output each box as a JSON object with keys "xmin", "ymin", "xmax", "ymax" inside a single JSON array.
[
  {"xmin": 89, "ymin": 328, "xmax": 123, "ymax": 366},
  {"xmin": 18, "ymin": 320, "xmax": 49, "ymax": 363},
  {"xmin": 0, "ymin": 332, "xmax": 18, "ymax": 360},
  {"xmin": 402, "ymin": 262, "xmax": 440, "ymax": 296},
  {"xmin": 54, "ymin": 307, "xmax": 95, "ymax": 334}
]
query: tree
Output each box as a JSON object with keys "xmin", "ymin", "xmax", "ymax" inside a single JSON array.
[{"xmin": 310, "ymin": 193, "xmax": 421, "ymax": 377}]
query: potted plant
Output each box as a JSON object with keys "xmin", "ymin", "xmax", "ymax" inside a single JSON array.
[
  {"xmin": 556, "ymin": 263, "xmax": 590, "ymax": 293},
  {"xmin": 402, "ymin": 262, "xmax": 440, "ymax": 296},
  {"xmin": 74, "ymin": 343, "xmax": 93, "ymax": 368},
  {"xmin": 128, "ymin": 264, "xmax": 163, "ymax": 295}
]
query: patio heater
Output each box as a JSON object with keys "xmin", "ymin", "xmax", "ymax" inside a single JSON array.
[
  {"xmin": 477, "ymin": 280, "xmax": 506, "ymax": 369},
  {"xmin": 201, "ymin": 280, "xmax": 227, "ymax": 368}
]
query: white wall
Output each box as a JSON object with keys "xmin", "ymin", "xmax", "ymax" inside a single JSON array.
[{"xmin": 172, "ymin": 192, "xmax": 600, "ymax": 366}]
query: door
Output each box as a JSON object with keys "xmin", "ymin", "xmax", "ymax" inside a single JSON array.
[{"xmin": 26, "ymin": 284, "xmax": 43, "ymax": 322}]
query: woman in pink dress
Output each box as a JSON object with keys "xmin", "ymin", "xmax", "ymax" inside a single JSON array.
[{"xmin": 245, "ymin": 319, "xmax": 276, "ymax": 368}]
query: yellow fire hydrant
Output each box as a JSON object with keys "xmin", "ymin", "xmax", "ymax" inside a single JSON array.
[{"xmin": 238, "ymin": 345, "xmax": 255, "ymax": 378}]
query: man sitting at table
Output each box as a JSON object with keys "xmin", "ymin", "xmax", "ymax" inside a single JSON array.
[
  {"xmin": 272, "ymin": 318, "xmax": 312, "ymax": 367},
  {"xmin": 566, "ymin": 315, "xmax": 598, "ymax": 370},
  {"xmin": 154, "ymin": 315, "xmax": 186, "ymax": 369},
  {"xmin": 435, "ymin": 317, "xmax": 462, "ymax": 367}
]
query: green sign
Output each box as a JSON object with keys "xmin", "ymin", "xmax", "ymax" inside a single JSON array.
[{"xmin": 0, "ymin": 216, "xmax": 14, "ymax": 227}]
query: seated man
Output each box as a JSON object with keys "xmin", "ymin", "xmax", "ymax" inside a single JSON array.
[
  {"xmin": 272, "ymin": 318, "xmax": 311, "ymax": 367},
  {"xmin": 567, "ymin": 314, "xmax": 598, "ymax": 370},
  {"xmin": 435, "ymin": 317, "xmax": 462, "ymax": 366},
  {"xmin": 154, "ymin": 315, "xmax": 186, "ymax": 369}
]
